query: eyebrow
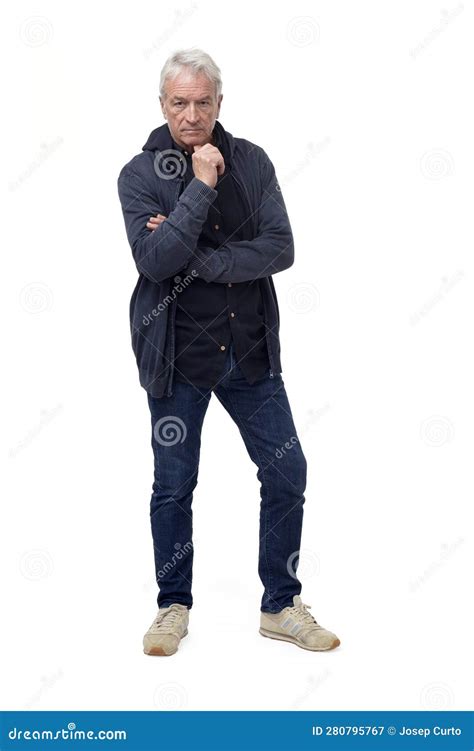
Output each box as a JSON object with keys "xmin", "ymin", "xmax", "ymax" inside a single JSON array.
[{"xmin": 171, "ymin": 96, "xmax": 211, "ymax": 102}]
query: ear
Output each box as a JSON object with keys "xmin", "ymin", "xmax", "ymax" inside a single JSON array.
[
  {"xmin": 159, "ymin": 96, "xmax": 167, "ymax": 120},
  {"xmin": 216, "ymin": 94, "xmax": 223, "ymax": 118}
]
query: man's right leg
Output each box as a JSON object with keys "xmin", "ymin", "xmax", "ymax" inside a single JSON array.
[{"xmin": 147, "ymin": 381, "xmax": 211, "ymax": 610}]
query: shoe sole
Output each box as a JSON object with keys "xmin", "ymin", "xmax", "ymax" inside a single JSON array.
[
  {"xmin": 143, "ymin": 628, "xmax": 188, "ymax": 656},
  {"xmin": 259, "ymin": 627, "xmax": 340, "ymax": 651}
]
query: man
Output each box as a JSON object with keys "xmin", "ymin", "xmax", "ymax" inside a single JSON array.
[{"xmin": 117, "ymin": 48, "xmax": 340, "ymax": 656}]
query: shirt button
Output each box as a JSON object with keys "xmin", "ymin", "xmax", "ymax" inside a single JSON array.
[
  {"xmin": 214, "ymin": 224, "xmax": 220, "ymax": 230},
  {"xmin": 227, "ymin": 282, "xmax": 232, "ymax": 287},
  {"xmin": 230, "ymin": 312, "xmax": 235, "ymax": 318},
  {"xmin": 220, "ymin": 345, "xmax": 226, "ymax": 351}
]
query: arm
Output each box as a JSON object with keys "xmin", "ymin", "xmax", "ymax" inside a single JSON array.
[
  {"xmin": 181, "ymin": 149, "xmax": 294, "ymax": 283},
  {"xmin": 117, "ymin": 161, "xmax": 217, "ymax": 283}
]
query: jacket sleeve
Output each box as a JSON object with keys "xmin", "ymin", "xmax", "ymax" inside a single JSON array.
[
  {"xmin": 181, "ymin": 149, "xmax": 294, "ymax": 283},
  {"xmin": 117, "ymin": 161, "xmax": 217, "ymax": 283}
]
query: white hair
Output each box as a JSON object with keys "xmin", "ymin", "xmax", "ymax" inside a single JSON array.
[{"xmin": 159, "ymin": 47, "xmax": 222, "ymax": 100}]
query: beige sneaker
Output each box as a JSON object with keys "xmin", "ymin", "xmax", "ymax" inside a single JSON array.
[
  {"xmin": 259, "ymin": 595, "xmax": 340, "ymax": 651},
  {"xmin": 143, "ymin": 603, "xmax": 189, "ymax": 656}
]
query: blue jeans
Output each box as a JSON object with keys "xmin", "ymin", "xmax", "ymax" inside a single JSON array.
[{"xmin": 146, "ymin": 341, "xmax": 307, "ymax": 613}]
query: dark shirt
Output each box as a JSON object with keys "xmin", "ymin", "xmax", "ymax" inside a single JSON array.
[{"xmin": 170, "ymin": 126, "xmax": 270, "ymax": 389}]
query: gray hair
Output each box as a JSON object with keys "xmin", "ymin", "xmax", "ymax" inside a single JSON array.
[{"xmin": 159, "ymin": 48, "xmax": 222, "ymax": 100}]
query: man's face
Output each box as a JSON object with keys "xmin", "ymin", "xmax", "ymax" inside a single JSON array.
[{"xmin": 159, "ymin": 70, "xmax": 222, "ymax": 152}]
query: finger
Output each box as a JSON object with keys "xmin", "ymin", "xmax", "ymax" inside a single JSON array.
[{"xmin": 146, "ymin": 218, "xmax": 165, "ymax": 230}]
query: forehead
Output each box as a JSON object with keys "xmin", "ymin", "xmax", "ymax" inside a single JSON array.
[{"xmin": 164, "ymin": 71, "xmax": 215, "ymax": 99}]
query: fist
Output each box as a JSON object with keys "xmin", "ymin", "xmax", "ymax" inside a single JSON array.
[{"xmin": 192, "ymin": 143, "xmax": 225, "ymax": 189}]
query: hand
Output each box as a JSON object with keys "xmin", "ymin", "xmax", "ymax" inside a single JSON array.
[
  {"xmin": 146, "ymin": 213, "xmax": 167, "ymax": 231},
  {"xmin": 192, "ymin": 143, "xmax": 225, "ymax": 189}
]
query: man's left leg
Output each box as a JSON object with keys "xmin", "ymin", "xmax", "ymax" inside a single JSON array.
[
  {"xmin": 213, "ymin": 359, "xmax": 307, "ymax": 614},
  {"xmin": 213, "ymin": 357, "xmax": 341, "ymax": 651}
]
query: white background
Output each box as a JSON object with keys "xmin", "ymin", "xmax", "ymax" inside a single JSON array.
[{"xmin": 1, "ymin": 0, "xmax": 472, "ymax": 712}]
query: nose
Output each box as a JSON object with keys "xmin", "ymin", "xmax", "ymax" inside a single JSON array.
[{"xmin": 185, "ymin": 103, "xmax": 198, "ymax": 124}]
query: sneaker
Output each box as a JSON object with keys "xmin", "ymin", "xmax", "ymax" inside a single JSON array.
[
  {"xmin": 143, "ymin": 603, "xmax": 189, "ymax": 656},
  {"xmin": 259, "ymin": 595, "xmax": 340, "ymax": 651}
]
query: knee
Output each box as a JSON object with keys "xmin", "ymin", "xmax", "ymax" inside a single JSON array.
[
  {"xmin": 152, "ymin": 461, "xmax": 199, "ymax": 497},
  {"xmin": 290, "ymin": 446, "xmax": 307, "ymax": 492},
  {"xmin": 266, "ymin": 442, "xmax": 307, "ymax": 494}
]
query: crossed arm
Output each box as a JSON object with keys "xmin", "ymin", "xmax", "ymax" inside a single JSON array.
[{"xmin": 118, "ymin": 148, "xmax": 294, "ymax": 284}]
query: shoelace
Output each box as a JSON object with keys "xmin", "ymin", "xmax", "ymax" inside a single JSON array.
[
  {"xmin": 151, "ymin": 607, "xmax": 185, "ymax": 635},
  {"xmin": 286, "ymin": 601, "xmax": 322, "ymax": 629}
]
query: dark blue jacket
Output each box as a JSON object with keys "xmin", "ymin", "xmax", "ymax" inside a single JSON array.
[{"xmin": 117, "ymin": 119, "xmax": 294, "ymax": 397}]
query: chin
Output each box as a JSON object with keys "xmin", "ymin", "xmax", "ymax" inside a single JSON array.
[{"xmin": 182, "ymin": 130, "xmax": 208, "ymax": 144}]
